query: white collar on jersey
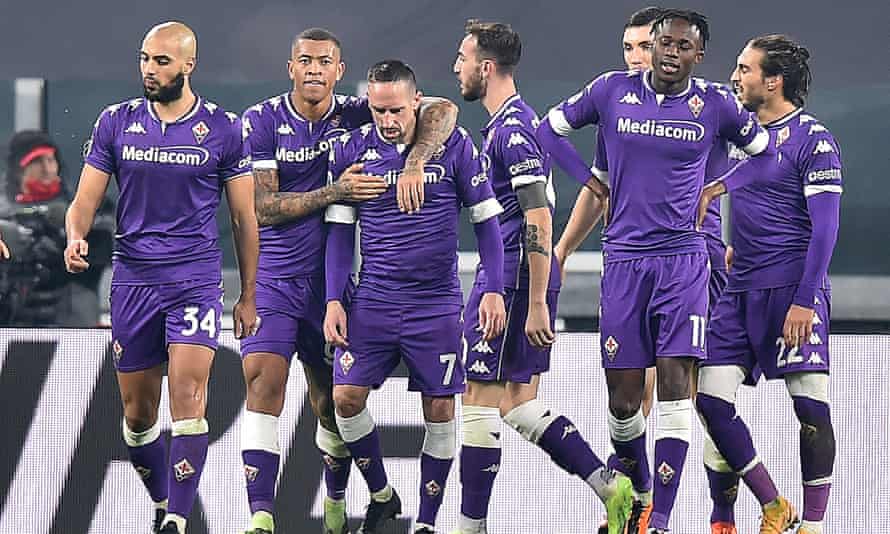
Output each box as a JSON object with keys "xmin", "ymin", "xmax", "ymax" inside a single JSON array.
[
  {"xmin": 284, "ymin": 92, "xmax": 337, "ymax": 123},
  {"xmin": 484, "ymin": 94, "xmax": 522, "ymax": 129},
  {"xmin": 642, "ymin": 70, "xmax": 692, "ymax": 101},
  {"xmin": 145, "ymin": 95, "xmax": 202, "ymax": 125},
  {"xmin": 764, "ymin": 107, "xmax": 804, "ymax": 128}
]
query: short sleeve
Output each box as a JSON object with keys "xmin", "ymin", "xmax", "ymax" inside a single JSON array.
[
  {"xmin": 219, "ymin": 113, "xmax": 251, "ymax": 181},
  {"xmin": 494, "ymin": 123, "xmax": 548, "ymax": 190},
  {"xmin": 715, "ymin": 89, "xmax": 769, "ymax": 156},
  {"xmin": 547, "ymin": 71, "xmax": 616, "ymax": 135},
  {"xmin": 83, "ymin": 105, "xmax": 118, "ymax": 174},
  {"xmin": 242, "ymin": 103, "xmax": 277, "ymax": 170}
]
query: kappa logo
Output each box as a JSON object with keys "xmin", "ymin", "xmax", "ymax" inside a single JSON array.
[
  {"xmin": 192, "ymin": 121, "xmax": 210, "ymax": 144},
  {"xmin": 604, "ymin": 336, "xmax": 619, "ymax": 359},
  {"xmin": 203, "ymin": 101, "xmax": 218, "ymax": 114},
  {"xmin": 812, "ymin": 314, "xmax": 823, "ymax": 326},
  {"xmin": 618, "ymin": 456, "xmax": 638, "ymax": 470},
  {"xmin": 482, "ymin": 463, "xmax": 500, "ymax": 473},
  {"xmin": 468, "ymin": 360, "xmax": 492, "ymax": 375},
  {"xmin": 724, "ymin": 484, "xmax": 739, "ymax": 501},
  {"xmin": 471, "ymin": 340, "xmax": 494, "ymax": 354},
  {"xmin": 687, "ymin": 94, "xmax": 705, "ymax": 118},
  {"xmin": 808, "ymin": 124, "xmax": 827, "ymax": 135},
  {"xmin": 269, "ymin": 96, "xmax": 283, "ymax": 110},
  {"xmin": 244, "ymin": 464, "xmax": 259, "ymax": 483},
  {"xmin": 173, "ymin": 458, "xmax": 196, "ymax": 482},
  {"xmin": 657, "ymin": 461, "xmax": 675, "ymax": 485},
  {"xmin": 561, "ymin": 424, "xmax": 577, "ymax": 440},
  {"xmin": 776, "ymin": 126, "xmax": 791, "ymax": 147},
  {"xmin": 356, "ymin": 457, "xmax": 371, "ymax": 470},
  {"xmin": 809, "ymin": 332, "xmax": 823, "ymax": 345},
  {"xmin": 242, "ymin": 117, "xmax": 253, "ymax": 140},
  {"xmin": 503, "ymin": 117, "xmax": 524, "ymax": 127},
  {"xmin": 813, "ymin": 139, "xmax": 835, "ymax": 155},
  {"xmin": 808, "ymin": 352, "xmax": 825, "ymax": 365},
  {"xmin": 507, "ymin": 132, "xmax": 528, "ymax": 147},
  {"xmin": 339, "ymin": 351, "xmax": 355, "ymax": 375},
  {"xmin": 361, "ymin": 148, "xmax": 381, "ymax": 161},
  {"xmin": 502, "ymin": 106, "xmax": 522, "ymax": 116},
  {"xmin": 619, "ymin": 92, "xmax": 642, "ymax": 105},
  {"xmin": 323, "ymin": 454, "xmax": 343, "ymax": 472},
  {"xmin": 277, "ymin": 123, "xmax": 295, "ymax": 135},
  {"xmin": 135, "ymin": 466, "xmax": 151, "ymax": 480},
  {"xmin": 425, "ymin": 480, "xmax": 442, "ymax": 497},
  {"xmin": 124, "ymin": 122, "xmax": 147, "ymax": 134}
]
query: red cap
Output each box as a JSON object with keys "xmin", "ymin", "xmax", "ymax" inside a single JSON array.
[{"xmin": 19, "ymin": 145, "xmax": 56, "ymax": 167}]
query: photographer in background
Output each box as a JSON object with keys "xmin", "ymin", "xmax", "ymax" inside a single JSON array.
[{"xmin": 0, "ymin": 130, "xmax": 111, "ymax": 326}]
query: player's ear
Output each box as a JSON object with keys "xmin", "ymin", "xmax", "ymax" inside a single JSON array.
[
  {"xmin": 182, "ymin": 56, "xmax": 196, "ymax": 76},
  {"xmin": 336, "ymin": 61, "xmax": 346, "ymax": 82},
  {"xmin": 694, "ymin": 49, "xmax": 705, "ymax": 64},
  {"xmin": 286, "ymin": 59, "xmax": 295, "ymax": 82},
  {"xmin": 413, "ymin": 90, "xmax": 423, "ymax": 110}
]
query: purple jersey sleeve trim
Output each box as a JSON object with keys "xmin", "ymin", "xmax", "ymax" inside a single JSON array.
[
  {"xmin": 325, "ymin": 222, "xmax": 355, "ymax": 302},
  {"xmin": 793, "ymin": 191, "xmax": 840, "ymax": 308},
  {"xmin": 535, "ymin": 118, "xmax": 592, "ymax": 186},
  {"xmin": 474, "ymin": 216, "xmax": 504, "ymax": 293}
]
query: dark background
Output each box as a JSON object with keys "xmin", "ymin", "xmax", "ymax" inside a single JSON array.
[{"xmin": 0, "ymin": 0, "xmax": 886, "ymax": 274}]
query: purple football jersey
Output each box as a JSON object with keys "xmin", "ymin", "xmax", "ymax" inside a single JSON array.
[
  {"xmin": 85, "ymin": 96, "xmax": 250, "ymax": 284},
  {"xmin": 243, "ymin": 93, "xmax": 372, "ymax": 279},
  {"xmin": 480, "ymin": 95, "xmax": 557, "ymax": 289},
  {"xmin": 549, "ymin": 71, "xmax": 768, "ymax": 260},
  {"xmin": 325, "ymin": 124, "xmax": 502, "ymax": 306},
  {"xmin": 593, "ymin": 124, "xmax": 729, "ymax": 268},
  {"xmin": 725, "ymin": 108, "xmax": 843, "ymax": 291}
]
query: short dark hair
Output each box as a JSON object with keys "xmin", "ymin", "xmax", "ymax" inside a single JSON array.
[
  {"xmin": 367, "ymin": 59, "xmax": 417, "ymax": 88},
  {"xmin": 625, "ymin": 6, "xmax": 663, "ymax": 29},
  {"xmin": 464, "ymin": 19, "xmax": 521, "ymax": 74},
  {"xmin": 293, "ymin": 27, "xmax": 342, "ymax": 54},
  {"xmin": 651, "ymin": 8, "xmax": 709, "ymax": 50},
  {"xmin": 749, "ymin": 34, "xmax": 812, "ymax": 107}
]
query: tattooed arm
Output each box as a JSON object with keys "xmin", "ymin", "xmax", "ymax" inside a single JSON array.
[
  {"xmin": 517, "ymin": 182, "xmax": 556, "ymax": 348},
  {"xmin": 254, "ymin": 166, "xmax": 386, "ymax": 227},
  {"xmin": 397, "ymin": 97, "xmax": 459, "ymax": 213}
]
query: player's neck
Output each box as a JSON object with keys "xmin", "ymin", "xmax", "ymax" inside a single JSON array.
[
  {"xmin": 151, "ymin": 86, "xmax": 196, "ymax": 123},
  {"xmin": 756, "ymin": 98, "xmax": 797, "ymax": 126},
  {"xmin": 649, "ymin": 71, "xmax": 689, "ymax": 96},
  {"xmin": 482, "ymin": 78, "xmax": 517, "ymax": 117},
  {"xmin": 290, "ymin": 90, "xmax": 333, "ymax": 122}
]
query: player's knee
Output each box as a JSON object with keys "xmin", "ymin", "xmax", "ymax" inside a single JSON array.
[
  {"xmin": 332, "ymin": 387, "xmax": 366, "ymax": 418},
  {"xmin": 121, "ymin": 395, "xmax": 159, "ymax": 430},
  {"xmin": 246, "ymin": 371, "xmax": 286, "ymax": 411},
  {"xmin": 310, "ymin": 389, "xmax": 337, "ymax": 431},
  {"xmin": 608, "ymin": 396, "xmax": 641, "ymax": 420},
  {"xmin": 423, "ymin": 396, "xmax": 455, "ymax": 423}
]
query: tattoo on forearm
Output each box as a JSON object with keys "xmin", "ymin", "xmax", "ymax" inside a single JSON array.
[
  {"xmin": 526, "ymin": 224, "xmax": 550, "ymax": 257},
  {"xmin": 254, "ymin": 168, "xmax": 341, "ymax": 226},
  {"xmin": 406, "ymin": 101, "xmax": 457, "ymax": 166}
]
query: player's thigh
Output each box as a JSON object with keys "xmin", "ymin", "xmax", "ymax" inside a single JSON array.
[
  {"xmin": 109, "ymin": 284, "xmax": 167, "ymax": 372},
  {"xmin": 116, "ymin": 365, "xmax": 166, "ymax": 428},
  {"xmin": 332, "ymin": 301, "xmax": 400, "ymax": 391},
  {"xmin": 401, "ymin": 306, "xmax": 466, "ymax": 397},
  {"xmin": 751, "ymin": 285, "xmax": 830, "ymax": 380},
  {"xmin": 651, "ymin": 252, "xmax": 709, "ymax": 361},
  {"xmin": 599, "ymin": 258, "xmax": 656, "ymax": 369},
  {"xmin": 242, "ymin": 353, "xmax": 290, "ymax": 414}
]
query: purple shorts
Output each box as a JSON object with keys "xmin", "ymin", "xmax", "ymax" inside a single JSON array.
[
  {"xmin": 334, "ymin": 300, "xmax": 465, "ymax": 396},
  {"xmin": 463, "ymin": 280, "xmax": 559, "ymax": 384},
  {"xmin": 239, "ymin": 275, "xmax": 330, "ymax": 369},
  {"xmin": 709, "ymin": 268, "xmax": 728, "ymax": 315},
  {"xmin": 704, "ymin": 285, "xmax": 830, "ymax": 382},
  {"xmin": 110, "ymin": 279, "xmax": 224, "ymax": 372},
  {"xmin": 599, "ymin": 253, "xmax": 709, "ymax": 369}
]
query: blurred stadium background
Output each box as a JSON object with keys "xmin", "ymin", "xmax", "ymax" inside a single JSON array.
[{"xmin": 0, "ymin": 0, "xmax": 887, "ymax": 532}]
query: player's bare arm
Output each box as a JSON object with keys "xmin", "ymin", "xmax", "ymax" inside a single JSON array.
[
  {"xmin": 554, "ymin": 179, "xmax": 608, "ymax": 278},
  {"xmin": 0, "ymin": 233, "xmax": 9, "ymax": 260},
  {"xmin": 226, "ymin": 175, "xmax": 260, "ymax": 339},
  {"xmin": 518, "ymin": 182, "xmax": 556, "ymax": 348},
  {"xmin": 64, "ymin": 163, "xmax": 111, "ymax": 273},
  {"xmin": 398, "ymin": 97, "xmax": 459, "ymax": 214},
  {"xmin": 253, "ymin": 164, "xmax": 386, "ymax": 226}
]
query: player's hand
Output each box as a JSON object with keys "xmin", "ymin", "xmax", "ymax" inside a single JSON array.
[
  {"xmin": 0, "ymin": 236, "xmax": 9, "ymax": 260},
  {"xmin": 337, "ymin": 163, "xmax": 388, "ymax": 202},
  {"xmin": 64, "ymin": 239, "xmax": 90, "ymax": 273},
  {"xmin": 697, "ymin": 180, "xmax": 726, "ymax": 230},
  {"xmin": 477, "ymin": 292, "xmax": 506, "ymax": 341},
  {"xmin": 233, "ymin": 294, "xmax": 259, "ymax": 339},
  {"xmin": 725, "ymin": 245, "xmax": 735, "ymax": 272},
  {"xmin": 324, "ymin": 300, "xmax": 349, "ymax": 348},
  {"xmin": 783, "ymin": 304, "xmax": 815, "ymax": 348},
  {"xmin": 397, "ymin": 161, "xmax": 425, "ymax": 214},
  {"xmin": 525, "ymin": 301, "xmax": 555, "ymax": 348}
]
